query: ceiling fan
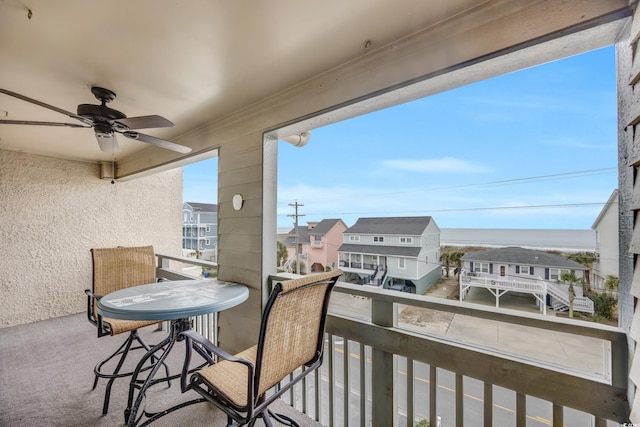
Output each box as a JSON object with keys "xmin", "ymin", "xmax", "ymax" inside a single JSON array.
[{"xmin": 0, "ymin": 86, "xmax": 192, "ymax": 154}]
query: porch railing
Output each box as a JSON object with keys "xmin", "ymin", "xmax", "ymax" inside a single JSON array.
[
  {"xmin": 150, "ymin": 260, "xmax": 629, "ymax": 426},
  {"xmin": 271, "ymin": 275, "xmax": 628, "ymax": 427},
  {"xmin": 155, "ymin": 252, "xmax": 219, "ymax": 343}
]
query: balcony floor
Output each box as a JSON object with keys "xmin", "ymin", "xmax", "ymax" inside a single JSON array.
[{"xmin": 0, "ymin": 313, "xmax": 321, "ymax": 427}]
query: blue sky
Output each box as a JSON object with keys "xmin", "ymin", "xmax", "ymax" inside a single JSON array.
[{"xmin": 184, "ymin": 46, "xmax": 617, "ymax": 230}]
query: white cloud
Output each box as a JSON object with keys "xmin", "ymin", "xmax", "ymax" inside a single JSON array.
[{"xmin": 380, "ymin": 157, "xmax": 490, "ymax": 173}]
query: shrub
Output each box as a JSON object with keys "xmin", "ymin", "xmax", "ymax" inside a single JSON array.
[
  {"xmin": 605, "ymin": 275, "xmax": 619, "ymax": 291},
  {"xmin": 588, "ymin": 292, "xmax": 617, "ymax": 320}
]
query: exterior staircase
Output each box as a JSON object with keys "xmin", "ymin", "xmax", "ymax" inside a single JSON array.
[
  {"xmin": 546, "ymin": 280, "xmax": 594, "ymax": 314},
  {"xmin": 368, "ymin": 266, "xmax": 386, "ymax": 286}
]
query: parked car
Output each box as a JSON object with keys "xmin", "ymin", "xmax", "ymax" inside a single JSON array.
[{"xmin": 388, "ymin": 283, "xmax": 411, "ymax": 293}]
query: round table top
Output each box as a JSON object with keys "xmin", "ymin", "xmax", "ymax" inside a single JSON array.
[{"xmin": 97, "ymin": 279, "xmax": 249, "ymax": 321}]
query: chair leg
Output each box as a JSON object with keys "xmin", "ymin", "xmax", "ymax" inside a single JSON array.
[
  {"xmin": 92, "ymin": 330, "xmax": 171, "ymax": 415},
  {"xmin": 266, "ymin": 410, "xmax": 299, "ymax": 427},
  {"xmin": 95, "ymin": 332, "xmax": 136, "ymax": 414}
]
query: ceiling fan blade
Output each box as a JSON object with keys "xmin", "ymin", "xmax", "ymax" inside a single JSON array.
[
  {"xmin": 0, "ymin": 119, "xmax": 90, "ymax": 128},
  {"xmin": 0, "ymin": 88, "xmax": 89, "ymax": 124},
  {"xmin": 121, "ymin": 131, "xmax": 191, "ymax": 153},
  {"xmin": 95, "ymin": 132, "xmax": 119, "ymax": 153},
  {"xmin": 115, "ymin": 115, "xmax": 174, "ymax": 130}
]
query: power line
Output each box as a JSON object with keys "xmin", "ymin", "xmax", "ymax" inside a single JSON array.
[
  {"xmin": 278, "ymin": 201, "xmax": 616, "ymax": 218},
  {"xmin": 277, "ymin": 167, "xmax": 616, "ymax": 207}
]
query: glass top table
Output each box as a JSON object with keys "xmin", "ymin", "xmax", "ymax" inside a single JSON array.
[
  {"xmin": 97, "ymin": 279, "xmax": 249, "ymax": 321},
  {"xmin": 96, "ymin": 278, "xmax": 249, "ymax": 426}
]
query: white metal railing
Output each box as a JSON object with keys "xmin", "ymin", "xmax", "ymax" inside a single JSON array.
[
  {"xmin": 271, "ymin": 274, "xmax": 628, "ymax": 427},
  {"xmin": 155, "ymin": 252, "xmax": 218, "ymax": 343},
  {"xmin": 460, "ymin": 271, "xmax": 594, "ymax": 314},
  {"xmin": 546, "ymin": 280, "xmax": 594, "ymax": 314}
]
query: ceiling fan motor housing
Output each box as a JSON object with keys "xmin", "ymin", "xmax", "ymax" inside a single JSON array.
[{"xmin": 77, "ymin": 104, "xmax": 126, "ymax": 122}]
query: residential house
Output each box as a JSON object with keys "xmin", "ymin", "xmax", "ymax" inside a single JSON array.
[
  {"xmin": 460, "ymin": 246, "xmax": 592, "ymax": 313},
  {"xmin": 591, "ymin": 190, "xmax": 619, "ymax": 290},
  {"xmin": 338, "ymin": 216, "xmax": 441, "ymax": 294},
  {"xmin": 282, "ymin": 219, "xmax": 347, "ymax": 273},
  {"xmin": 182, "ymin": 202, "xmax": 217, "ymax": 262},
  {"xmin": 1, "ymin": 2, "xmax": 638, "ymax": 425}
]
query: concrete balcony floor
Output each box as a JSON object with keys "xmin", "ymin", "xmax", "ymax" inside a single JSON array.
[{"xmin": 0, "ymin": 313, "xmax": 321, "ymax": 427}]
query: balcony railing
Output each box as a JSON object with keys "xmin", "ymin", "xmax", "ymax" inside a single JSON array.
[
  {"xmin": 150, "ymin": 260, "xmax": 629, "ymax": 426},
  {"xmin": 156, "ymin": 252, "xmax": 219, "ymax": 344},
  {"xmin": 271, "ymin": 274, "xmax": 628, "ymax": 426}
]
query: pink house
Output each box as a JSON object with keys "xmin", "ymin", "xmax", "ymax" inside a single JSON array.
[{"xmin": 283, "ymin": 219, "xmax": 347, "ymax": 274}]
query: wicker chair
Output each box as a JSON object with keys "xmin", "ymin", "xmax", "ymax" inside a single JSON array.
[
  {"xmin": 180, "ymin": 269, "xmax": 343, "ymax": 427},
  {"xmin": 85, "ymin": 245, "xmax": 168, "ymax": 415}
]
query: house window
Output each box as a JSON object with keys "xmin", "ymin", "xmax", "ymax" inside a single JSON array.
[
  {"xmin": 399, "ymin": 258, "xmax": 406, "ymax": 269},
  {"xmin": 206, "ymin": 225, "xmax": 211, "ymax": 232},
  {"xmin": 183, "ymin": 213, "xmax": 188, "ymax": 222},
  {"xmin": 473, "ymin": 263, "xmax": 489, "ymax": 273},
  {"xmin": 400, "ymin": 237, "xmax": 413, "ymax": 244},
  {"xmin": 374, "ymin": 236, "xmax": 384, "ymax": 242},
  {"xmin": 520, "ymin": 266, "xmax": 530, "ymax": 274},
  {"xmin": 349, "ymin": 235, "xmax": 360, "ymax": 242},
  {"xmin": 550, "ymin": 268, "xmax": 571, "ymax": 281},
  {"xmin": 206, "ymin": 239, "xmax": 210, "ymax": 245}
]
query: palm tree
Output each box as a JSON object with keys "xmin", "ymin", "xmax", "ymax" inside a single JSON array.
[
  {"xmin": 568, "ymin": 251, "xmax": 597, "ymax": 289},
  {"xmin": 561, "ymin": 271, "xmax": 579, "ymax": 318},
  {"xmin": 440, "ymin": 252, "xmax": 452, "ymax": 278},
  {"xmin": 277, "ymin": 241, "xmax": 288, "ymax": 268},
  {"xmin": 450, "ymin": 251, "xmax": 464, "ymax": 276}
]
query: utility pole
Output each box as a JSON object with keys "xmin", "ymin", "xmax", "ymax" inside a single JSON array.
[{"xmin": 288, "ymin": 201, "xmax": 305, "ymax": 274}]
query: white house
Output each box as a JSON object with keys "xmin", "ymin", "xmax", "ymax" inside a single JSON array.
[
  {"xmin": 591, "ymin": 190, "xmax": 619, "ymax": 290},
  {"xmin": 182, "ymin": 202, "xmax": 217, "ymax": 262},
  {"xmin": 460, "ymin": 246, "xmax": 592, "ymax": 314},
  {"xmin": 337, "ymin": 216, "xmax": 441, "ymax": 294}
]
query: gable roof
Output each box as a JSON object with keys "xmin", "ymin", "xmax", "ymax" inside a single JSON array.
[
  {"xmin": 461, "ymin": 247, "xmax": 586, "ymax": 270},
  {"xmin": 308, "ymin": 219, "xmax": 345, "ymax": 235},
  {"xmin": 283, "ymin": 225, "xmax": 310, "ymax": 246},
  {"xmin": 184, "ymin": 202, "xmax": 218, "ymax": 213},
  {"xmin": 591, "ymin": 189, "xmax": 618, "ymax": 229},
  {"xmin": 283, "ymin": 219, "xmax": 346, "ymax": 247},
  {"xmin": 345, "ymin": 216, "xmax": 434, "ymax": 235}
]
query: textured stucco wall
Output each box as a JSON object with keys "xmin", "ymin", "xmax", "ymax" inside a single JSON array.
[{"xmin": 0, "ymin": 149, "xmax": 183, "ymax": 328}]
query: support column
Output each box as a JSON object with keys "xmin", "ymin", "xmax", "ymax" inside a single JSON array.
[{"xmin": 371, "ymin": 298, "xmax": 396, "ymax": 426}]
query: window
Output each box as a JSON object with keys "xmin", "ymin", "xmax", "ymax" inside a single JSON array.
[
  {"xmin": 473, "ymin": 263, "xmax": 489, "ymax": 273},
  {"xmin": 206, "ymin": 239, "xmax": 211, "ymax": 245},
  {"xmin": 206, "ymin": 225, "xmax": 211, "ymax": 232},
  {"xmin": 400, "ymin": 237, "xmax": 413, "ymax": 244},
  {"xmin": 183, "ymin": 212, "xmax": 188, "ymax": 222},
  {"xmin": 374, "ymin": 236, "xmax": 384, "ymax": 242},
  {"xmin": 520, "ymin": 266, "xmax": 530, "ymax": 274},
  {"xmin": 399, "ymin": 258, "xmax": 405, "ymax": 269},
  {"xmin": 349, "ymin": 235, "xmax": 360, "ymax": 242},
  {"xmin": 550, "ymin": 268, "xmax": 571, "ymax": 281}
]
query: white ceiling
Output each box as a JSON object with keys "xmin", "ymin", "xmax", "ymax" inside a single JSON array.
[{"xmin": 0, "ymin": 0, "xmax": 490, "ymax": 163}]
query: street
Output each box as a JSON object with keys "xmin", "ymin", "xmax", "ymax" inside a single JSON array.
[{"xmin": 288, "ymin": 340, "xmax": 615, "ymax": 427}]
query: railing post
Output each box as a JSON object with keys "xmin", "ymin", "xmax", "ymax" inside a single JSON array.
[{"xmin": 371, "ymin": 297, "xmax": 396, "ymax": 426}]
